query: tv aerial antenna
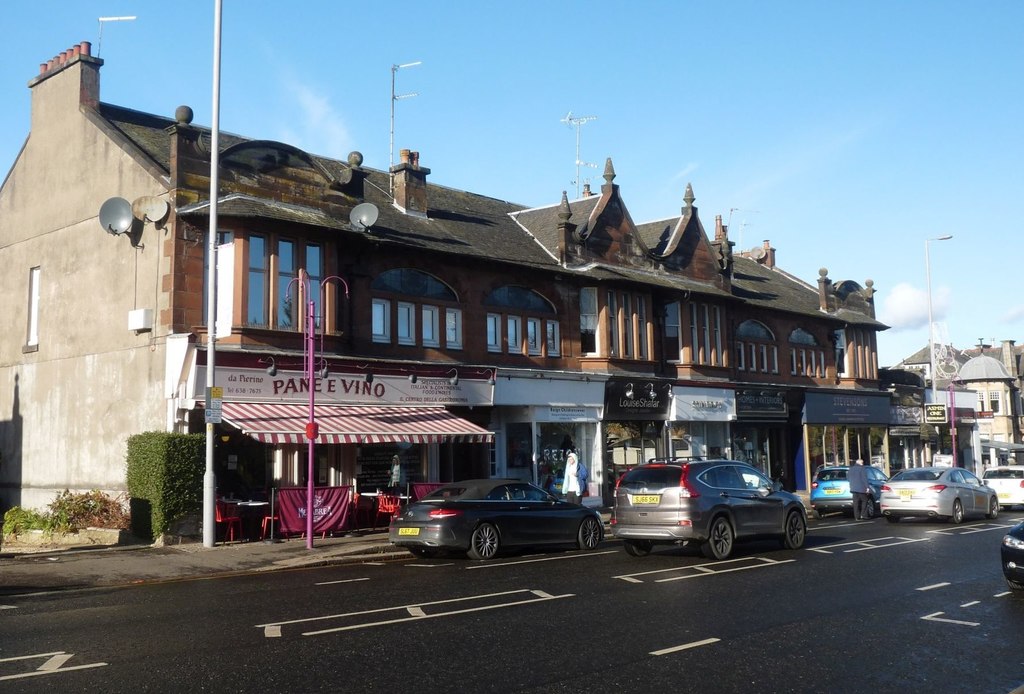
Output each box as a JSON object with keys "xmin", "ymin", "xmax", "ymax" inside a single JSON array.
[
  {"xmin": 97, "ymin": 16, "xmax": 136, "ymax": 58},
  {"xmin": 390, "ymin": 60, "xmax": 421, "ymax": 194},
  {"xmin": 561, "ymin": 111, "xmax": 598, "ymax": 198}
]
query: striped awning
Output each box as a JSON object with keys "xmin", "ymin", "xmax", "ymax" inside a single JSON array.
[{"xmin": 220, "ymin": 402, "xmax": 493, "ymax": 445}]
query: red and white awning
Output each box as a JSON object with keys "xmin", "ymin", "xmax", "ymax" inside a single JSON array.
[{"xmin": 219, "ymin": 402, "xmax": 493, "ymax": 445}]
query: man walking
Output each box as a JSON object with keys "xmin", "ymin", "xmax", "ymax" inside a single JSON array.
[{"xmin": 848, "ymin": 458, "xmax": 871, "ymax": 520}]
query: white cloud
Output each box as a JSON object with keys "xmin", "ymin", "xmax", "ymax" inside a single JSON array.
[
  {"xmin": 878, "ymin": 281, "xmax": 951, "ymax": 331},
  {"xmin": 276, "ymin": 77, "xmax": 352, "ymax": 159}
]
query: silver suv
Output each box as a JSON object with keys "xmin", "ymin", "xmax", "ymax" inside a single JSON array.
[{"xmin": 611, "ymin": 459, "xmax": 807, "ymax": 560}]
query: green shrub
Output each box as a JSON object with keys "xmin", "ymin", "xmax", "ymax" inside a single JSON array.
[
  {"xmin": 3, "ymin": 491, "xmax": 130, "ymax": 537},
  {"xmin": 126, "ymin": 431, "xmax": 204, "ymax": 541},
  {"xmin": 3, "ymin": 506, "xmax": 47, "ymax": 536}
]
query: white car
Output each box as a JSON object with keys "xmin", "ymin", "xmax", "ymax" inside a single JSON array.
[
  {"xmin": 983, "ymin": 466, "xmax": 1024, "ymax": 510},
  {"xmin": 880, "ymin": 466, "xmax": 999, "ymax": 524}
]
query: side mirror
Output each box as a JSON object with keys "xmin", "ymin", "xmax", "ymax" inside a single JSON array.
[{"xmin": 770, "ymin": 480, "xmax": 783, "ymax": 493}]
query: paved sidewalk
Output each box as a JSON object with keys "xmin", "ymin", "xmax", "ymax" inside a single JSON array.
[{"xmin": 0, "ymin": 530, "xmax": 402, "ymax": 595}]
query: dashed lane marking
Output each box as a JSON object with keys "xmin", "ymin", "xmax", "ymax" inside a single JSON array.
[
  {"xmin": 465, "ymin": 550, "xmax": 617, "ymax": 570},
  {"xmin": 916, "ymin": 582, "xmax": 951, "ymax": 591},
  {"xmin": 921, "ymin": 611, "xmax": 980, "ymax": 627},
  {"xmin": 315, "ymin": 577, "xmax": 370, "ymax": 586},
  {"xmin": 810, "ymin": 536, "xmax": 929, "ymax": 554},
  {"xmin": 650, "ymin": 638, "xmax": 721, "ymax": 656},
  {"xmin": 613, "ymin": 556, "xmax": 793, "ymax": 584},
  {"xmin": 0, "ymin": 652, "xmax": 108, "ymax": 681},
  {"xmin": 929, "ymin": 522, "xmax": 1016, "ymax": 536}
]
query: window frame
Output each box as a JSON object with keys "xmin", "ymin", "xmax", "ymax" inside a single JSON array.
[{"xmin": 372, "ymin": 298, "xmax": 391, "ymax": 343}]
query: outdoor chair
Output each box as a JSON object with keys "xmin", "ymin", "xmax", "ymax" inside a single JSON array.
[
  {"xmin": 373, "ymin": 494, "xmax": 401, "ymax": 529},
  {"xmin": 215, "ymin": 500, "xmax": 243, "ymax": 542}
]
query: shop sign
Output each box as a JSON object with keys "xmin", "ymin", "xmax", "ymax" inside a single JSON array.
[
  {"xmin": 889, "ymin": 425, "xmax": 923, "ymax": 437},
  {"xmin": 804, "ymin": 392, "xmax": 890, "ymax": 425},
  {"xmin": 924, "ymin": 404, "xmax": 948, "ymax": 424},
  {"xmin": 672, "ymin": 386, "xmax": 736, "ymax": 422},
  {"xmin": 545, "ymin": 406, "xmax": 594, "ymax": 422},
  {"xmin": 604, "ymin": 379, "xmax": 672, "ymax": 420},
  {"xmin": 195, "ymin": 367, "xmax": 494, "ymax": 407},
  {"xmin": 890, "ymin": 404, "xmax": 922, "ymax": 425},
  {"xmin": 735, "ymin": 389, "xmax": 788, "ymax": 419}
]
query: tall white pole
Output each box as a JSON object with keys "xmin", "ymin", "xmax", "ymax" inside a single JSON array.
[
  {"xmin": 203, "ymin": 0, "xmax": 223, "ymax": 548},
  {"xmin": 924, "ymin": 234, "xmax": 952, "ymax": 401}
]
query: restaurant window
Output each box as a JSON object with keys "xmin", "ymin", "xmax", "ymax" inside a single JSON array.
[
  {"xmin": 664, "ymin": 301, "xmax": 681, "ymax": 362},
  {"xmin": 484, "ymin": 285, "xmax": 558, "ymax": 356},
  {"xmin": 26, "ymin": 266, "xmax": 40, "ymax": 348},
  {"xmin": 370, "ymin": 268, "xmax": 460, "ymax": 348},
  {"xmin": 580, "ymin": 287, "xmax": 598, "ymax": 354},
  {"xmin": 446, "ymin": 308, "xmax": 463, "ymax": 350},
  {"xmin": 486, "ymin": 313, "xmax": 502, "ymax": 352},
  {"xmin": 246, "ymin": 234, "xmax": 268, "ymax": 326},
  {"xmin": 422, "ymin": 305, "xmax": 440, "ymax": 347},
  {"xmin": 372, "ymin": 299, "xmax": 391, "ymax": 342},
  {"xmin": 527, "ymin": 317, "xmax": 542, "ymax": 355}
]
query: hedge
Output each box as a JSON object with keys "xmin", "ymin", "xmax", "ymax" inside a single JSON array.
[{"xmin": 126, "ymin": 432, "xmax": 204, "ymax": 541}]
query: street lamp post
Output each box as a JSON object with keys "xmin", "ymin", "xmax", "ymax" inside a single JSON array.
[
  {"xmin": 289, "ymin": 271, "xmax": 348, "ymax": 550},
  {"xmin": 925, "ymin": 234, "xmax": 952, "ymax": 467}
]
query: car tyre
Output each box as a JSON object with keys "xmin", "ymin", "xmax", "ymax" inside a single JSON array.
[
  {"xmin": 701, "ymin": 516, "xmax": 734, "ymax": 560},
  {"xmin": 467, "ymin": 522, "xmax": 500, "ymax": 560},
  {"xmin": 577, "ymin": 516, "xmax": 602, "ymax": 551},
  {"xmin": 950, "ymin": 499, "xmax": 964, "ymax": 524},
  {"xmin": 863, "ymin": 497, "xmax": 876, "ymax": 519},
  {"xmin": 986, "ymin": 497, "xmax": 999, "ymax": 520},
  {"xmin": 780, "ymin": 510, "xmax": 806, "ymax": 550},
  {"xmin": 885, "ymin": 514, "xmax": 901, "ymax": 523},
  {"xmin": 813, "ymin": 508, "xmax": 824, "ymax": 519},
  {"xmin": 408, "ymin": 547, "xmax": 439, "ymax": 559},
  {"xmin": 623, "ymin": 539, "xmax": 653, "ymax": 557},
  {"xmin": 1007, "ymin": 577, "xmax": 1024, "ymax": 591}
]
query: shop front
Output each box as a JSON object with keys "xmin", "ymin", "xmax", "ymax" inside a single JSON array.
[
  {"xmin": 802, "ymin": 390, "xmax": 891, "ymax": 491},
  {"xmin": 490, "ymin": 372, "xmax": 605, "ymax": 505},
  {"xmin": 603, "ymin": 378, "xmax": 673, "ymax": 502},
  {"xmin": 733, "ymin": 387, "xmax": 796, "ymax": 487},
  {"xmin": 666, "ymin": 385, "xmax": 736, "ymax": 461}
]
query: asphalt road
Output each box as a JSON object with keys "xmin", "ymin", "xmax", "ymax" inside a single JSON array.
[{"xmin": 3, "ymin": 511, "xmax": 1024, "ymax": 693}]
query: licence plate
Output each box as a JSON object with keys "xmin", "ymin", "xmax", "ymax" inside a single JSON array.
[
  {"xmin": 632, "ymin": 494, "xmax": 660, "ymax": 505},
  {"xmin": 398, "ymin": 527, "xmax": 420, "ymax": 536},
  {"xmin": 824, "ymin": 489, "xmax": 842, "ymax": 495},
  {"xmin": 899, "ymin": 489, "xmax": 914, "ymax": 499},
  {"xmin": 999, "ymin": 493, "xmax": 1011, "ymax": 500}
]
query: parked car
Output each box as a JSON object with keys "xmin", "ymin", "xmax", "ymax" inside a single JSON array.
[
  {"xmin": 611, "ymin": 459, "xmax": 807, "ymax": 560},
  {"xmin": 809, "ymin": 465, "xmax": 888, "ymax": 519},
  {"xmin": 982, "ymin": 466, "xmax": 1024, "ymax": 510},
  {"xmin": 1001, "ymin": 520, "xmax": 1024, "ymax": 591},
  {"xmin": 388, "ymin": 479, "xmax": 603, "ymax": 560},
  {"xmin": 879, "ymin": 466, "xmax": 999, "ymax": 523}
]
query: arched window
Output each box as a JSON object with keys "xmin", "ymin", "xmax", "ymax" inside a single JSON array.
[
  {"xmin": 371, "ymin": 269, "xmax": 461, "ymax": 349},
  {"xmin": 788, "ymin": 328, "xmax": 824, "ymax": 377},
  {"xmin": 734, "ymin": 320, "xmax": 777, "ymax": 373},
  {"xmin": 484, "ymin": 285, "xmax": 559, "ymax": 357}
]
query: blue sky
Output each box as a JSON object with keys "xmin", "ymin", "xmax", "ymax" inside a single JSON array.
[{"xmin": 3, "ymin": 1, "xmax": 1022, "ymax": 367}]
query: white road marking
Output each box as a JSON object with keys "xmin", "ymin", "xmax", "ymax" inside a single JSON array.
[
  {"xmin": 613, "ymin": 556, "xmax": 792, "ymax": 584},
  {"xmin": 408, "ymin": 563, "xmax": 454, "ymax": 568},
  {"xmin": 916, "ymin": 582, "xmax": 951, "ymax": 591},
  {"xmin": 650, "ymin": 638, "xmax": 721, "ymax": 656},
  {"xmin": 960, "ymin": 601, "xmax": 980, "ymax": 608},
  {"xmin": 315, "ymin": 577, "xmax": 370, "ymax": 586},
  {"xmin": 264, "ymin": 625, "xmax": 282, "ymax": 638},
  {"xmin": 466, "ymin": 550, "xmax": 617, "ymax": 570},
  {"xmin": 921, "ymin": 611, "xmax": 980, "ymax": 627},
  {"xmin": 995, "ymin": 591, "xmax": 1013, "ymax": 598},
  {"xmin": 407, "ymin": 606, "xmax": 426, "ymax": 617},
  {"xmin": 810, "ymin": 536, "xmax": 928, "ymax": 554},
  {"xmin": 0, "ymin": 651, "xmax": 108, "ymax": 681},
  {"xmin": 929, "ymin": 522, "xmax": 1016, "ymax": 536},
  {"xmin": 0, "ymin": 605, "xmax": 16, "ymax": 610}
]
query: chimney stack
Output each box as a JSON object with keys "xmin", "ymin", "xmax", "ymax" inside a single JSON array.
[
  {"xmin": 391, "ymin": 149, "xmax": 430, "ymax": 218},
  {"xmin": 29, "ymin": 41, "xmax": 102, "ymax": 112}
]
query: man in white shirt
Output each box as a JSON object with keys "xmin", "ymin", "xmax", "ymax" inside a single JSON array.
[{"xmin": 563, "ymin": 451, "xmax": 582, "ymax": 505}]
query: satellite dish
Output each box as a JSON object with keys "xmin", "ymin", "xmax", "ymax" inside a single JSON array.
[
  {"xmin": 132, "ymin": 196, "xmax": 170, "ymax": 224},
  {"xmin": 99, "ymin": 197, "xmax": 133, "ymax": 235},
  {"xmin": 350, "ymin": 202, "xmax": 379, "ymax": 231},
  {"xmin": 750, "ymin": 246, "xmax": 767, "ymax": 260}
]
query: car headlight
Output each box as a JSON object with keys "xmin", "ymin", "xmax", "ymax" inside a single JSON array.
[{"xmin": 1003, "ymin": 534, "xmax": 1024, "ymax": 550}]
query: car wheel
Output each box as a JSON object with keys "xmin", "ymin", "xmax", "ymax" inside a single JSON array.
[
  {"xmin": 780, "ymin": 510, "xmax": 806, "ymax": 550},
  {"xmin": 1007, "ymin": 577, "xmax": 1024, "ymax": 591},
  {"xmin": 864, "ymin": 497, "xmax": 876, "ymax": 519},
  {"xmin": 885, "ymin": 514, "xmax": 901, "ymax": 523},
  {"xmin": 701, "ymin": 516, "xmax": 734, "ymax": 560},
  {"xmin": 986, "ymin": 497, "xmax": 999, "ymax": 520},
  {"xmin": 577, "ymin": 517, "xmax": 602, "ymax": 551},
  {"xmin": 623, "ymin": 539, "xmax": 653, "ymax": 557},
  {"xmin": 950, "ymin": 499, "xmax": 964, "ymax": 524},
  {"xmin": 813, "ymin": 508, "xmax": 824, "ymax": 519},
  {"xmin": 467, "ymin": 522, "xmax": 500, "ymax": 560},
  {"xmin": 408, "ymin": 547, "xmax": 439, "ymax": 559}
]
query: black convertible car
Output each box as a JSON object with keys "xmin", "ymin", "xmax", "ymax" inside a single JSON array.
[{"xmin": 388, "ymin": 478, "xmax": 603, "ymax": 560}]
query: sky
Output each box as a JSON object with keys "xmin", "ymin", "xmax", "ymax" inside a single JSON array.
[{"xmin": 2, "ymin": 1, "xmax": 1022, "ymax": 367}]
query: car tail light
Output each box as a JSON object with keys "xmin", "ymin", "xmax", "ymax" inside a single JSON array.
[
  {"xmin": 1019, "ymin": 480, "xmax": 1024, "ymax": 489},
  {"xmin": 678, "ymin": 464, "xmax": 701, "ymax": 499},
  {"xmin": 428, "ymin": 508, "xmax": 463, "ymax": 519},
  {"xmin": 925, "ymin": 485, "xmax": 947, "ymax": 493},
  {"xmin": 811, "ymin": 481, "xmax": 819, "ymax": 490},
  {"xmin": 881, "ymin": 484, "xmax": 892, "ymax": 492}
]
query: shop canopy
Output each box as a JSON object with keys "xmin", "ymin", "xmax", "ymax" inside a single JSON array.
[
  {"xmin": 220, "ymin": 402, "xmax": 493, "ymax": 445},
  {"xmin": 981, "ymin": 440, "xmax": 1024, "ymax": 452}
]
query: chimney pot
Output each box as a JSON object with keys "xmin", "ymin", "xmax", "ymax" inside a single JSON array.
[
  {"xmin": 400, "ymin": 148, "xmax": 411, "ymax": 164},
  {"xmin": 411, "ymin": 151, "xmax": 419, "ymax": 168},
  {"xmin": 72, "ymin": 45, "xmax": 81, "ymax": 57},
  {"xmin": 39, "ymin": 62, "xmax": 48, "ymax": 75},
  {"xmin": 80, "ymin": 41, "xmax": 91, "ymax": 56}
]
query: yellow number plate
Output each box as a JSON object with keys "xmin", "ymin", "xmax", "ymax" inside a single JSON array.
[
  {"xmin": 632, "ymin": 495, "xmax": 660, "ymax": 505},
  {"xmin": 398, "ymin": 527, "xmax": 420, "ymax": 536},
  {"xmin": 824, "ymin": 489, "xmax": 842, "ymax": 495},
  {"xmin": 999, "ymin": 493, "xmax": 1011, "ymax": 500},
  {"xmin": 899, "ymin": 489, "xmax": 914, "ymax": 499}
]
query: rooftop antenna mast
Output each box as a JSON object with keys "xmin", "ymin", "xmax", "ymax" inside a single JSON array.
[
  {"xmin": 390, "ymin": 60, "xmax": 421, "ymax": 194},
  {"xmin": 97, "ymin": 16, "xmax": 136, "ymax": 58},
  {"xmin": 561, "ymin": 111, "xmax": 598, "ymax": 198}
]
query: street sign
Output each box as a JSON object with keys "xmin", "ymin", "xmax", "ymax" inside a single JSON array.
[
  {"xmin": 205, "ymin": 386, "xmax": 223, "ymax": 424},
  {"xmin": 924, "ymin": 404, "xmax": 948, "ymax": 424}
]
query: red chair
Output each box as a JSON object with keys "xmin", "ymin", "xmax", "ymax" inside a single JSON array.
[
  {"xmin": 260, "ymin": 513, "xmax": 279, "ymax": 540},
  {"xmin": 216, "ymin": 501, "xmax": 243, "ymax": 542},
  {"xmin": 374, "ymin": 494, "xmax": 401, "ymax": 529}
]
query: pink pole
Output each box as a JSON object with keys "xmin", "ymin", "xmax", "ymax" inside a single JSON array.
[{"xmin": 306, "ymin": 280, "xmax": 316, "ymax": 549}]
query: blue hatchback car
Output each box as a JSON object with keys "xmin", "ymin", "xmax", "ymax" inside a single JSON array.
[{"xmin": 810, "ymin": 465, "xmax": 887, "ymax": 519}]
